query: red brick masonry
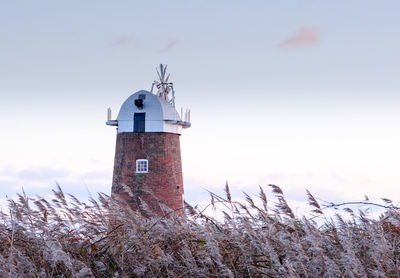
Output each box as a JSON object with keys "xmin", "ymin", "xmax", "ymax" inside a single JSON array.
[{"xmin": 112, "ymin": 132, "xmax": 183, "ymax": 215}]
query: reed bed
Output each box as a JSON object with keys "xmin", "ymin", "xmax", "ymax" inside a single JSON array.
[{"xmin": 0, "ymin": 184, "xmax": 399, "ymax": 277}]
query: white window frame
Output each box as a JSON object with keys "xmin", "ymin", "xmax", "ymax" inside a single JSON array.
[{"xmin": 136, "ymin": 159, "xmax": 149, "ymax": 173}]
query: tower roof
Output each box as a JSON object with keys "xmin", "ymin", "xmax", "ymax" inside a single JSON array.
[
  {"xmin": 106, "ymin": 65, "xmax": 191, "ymax": 134},
  {"xmin": 114, "ymin": 90, "xmax": 189, "ymax": 134}
]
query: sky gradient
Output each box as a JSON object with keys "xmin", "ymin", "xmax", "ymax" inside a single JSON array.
[{"xmin": 1, "ymin": 0, "xmax": 400, "ymax": 212}]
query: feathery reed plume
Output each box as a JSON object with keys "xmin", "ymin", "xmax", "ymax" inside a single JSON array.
[
  {"xmin": 258, "ymin": 185, "xmax": 268, "ymax": 214},
  {"xmin": 306, "ymin": 189, "xmax": 323, "ymax": 215},
  {"xmin": 268, "ymin": 184, "xmax": 283, "ymax": 195},
  {"xmin": 268, "ymin": 184, "xmax": 295, "ymax": 219},
  {"xmin": 224, "ymin": 181, "xmax": 231, "ymax": 202}
]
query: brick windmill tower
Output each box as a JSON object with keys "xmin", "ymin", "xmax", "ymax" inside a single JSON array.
[{"xmin": 106, "ymin": 65, "xmax": 191, "ymax": 215}]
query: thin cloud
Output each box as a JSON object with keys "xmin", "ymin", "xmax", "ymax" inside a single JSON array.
[
  {"xmin": 158, "ymin": 38, "xmax": 178, "ymax": 53},
  {"xmin": 0, "ymin": 165, "xmax": 111, "ymax": 197},
  {"xmin": 279, "ymin": 26, "xmax": 320, "ymax": 48},
  {"xmin": 111, "ymin": 35, "xmax": 140, "ymax": 48},
  {"xmin": 16, "ymin": 167, "xmax": 69, "ymax": 180}
]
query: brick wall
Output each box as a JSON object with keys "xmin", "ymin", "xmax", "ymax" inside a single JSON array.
[{"xmin": 111, "ymin": 132, "xmax": 184, "ymax": 216}]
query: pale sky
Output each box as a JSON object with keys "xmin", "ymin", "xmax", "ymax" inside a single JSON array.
[{"xmin": 1, "ymin": 0, "xmax": 399, "ymax": 211}]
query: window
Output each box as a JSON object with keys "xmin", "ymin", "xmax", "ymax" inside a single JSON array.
[{"xmin": 136, "ymin": 159, "xmax": 148, "ymax": 173}]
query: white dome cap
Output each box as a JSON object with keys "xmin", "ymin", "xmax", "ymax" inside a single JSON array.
[
  {"xmin": 106, "ymin": 64, "xmax": 191, "ymax": 134},
  {"xmin": 112, "ymin": 90, "xmax": 188, "ymax": 134}
]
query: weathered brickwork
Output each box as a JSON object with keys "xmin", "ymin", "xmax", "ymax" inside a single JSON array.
[{"xmin": 112, "ymin": 132, "xmax": 183, "ymax": 215}]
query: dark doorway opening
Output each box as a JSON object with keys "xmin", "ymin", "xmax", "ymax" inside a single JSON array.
[{"xmin": 134, "ymin": 113, "xmax": 145, "ymax": 132}]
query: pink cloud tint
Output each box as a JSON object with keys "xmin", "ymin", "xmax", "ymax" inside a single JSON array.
[
  {"xmin": 158, "ymin": 38, "xmax": 178, "ymax": 53},
  {"xmin": 278, "ymin": 26, "xmax": 320, "ymax": 48},
  {"xmin": 111, "ymin": 35, "xmax": 140, "ymax": 47}
]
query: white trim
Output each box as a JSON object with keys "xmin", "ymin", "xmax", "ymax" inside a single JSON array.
[{"xmin": 136, "ymin": 159, "xmax": 149, "ymax": 173}]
